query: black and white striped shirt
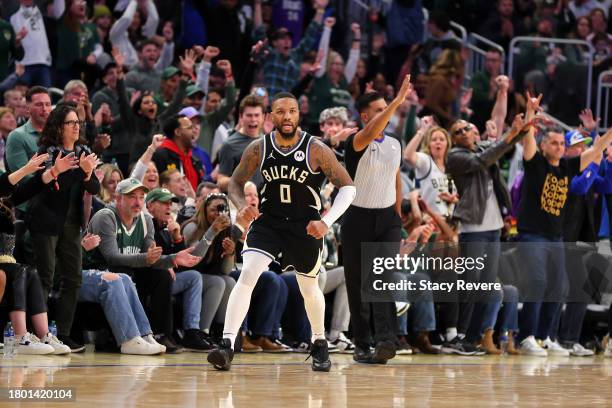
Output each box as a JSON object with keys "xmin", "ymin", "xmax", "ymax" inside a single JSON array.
[{"xmin": 345, "ymin": 134, "xmax": 401, "ymax": 209}]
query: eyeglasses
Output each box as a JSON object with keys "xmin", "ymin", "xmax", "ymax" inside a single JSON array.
[
  {"xmin": 453, "ymin": 125, "xmax": 471, "ymax": 136},
  {"xmin": 64, "ymin": 120, "xmax": 83, "ymax": 128}
]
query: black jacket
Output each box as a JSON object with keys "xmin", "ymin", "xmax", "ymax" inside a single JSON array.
[
  {"xmin": 26, "ymin": 144, "xmax": 100, "ymax": 235},
  {"xmin": 447, "ymin": 137, "xmax": 522, "ymax": 225}
]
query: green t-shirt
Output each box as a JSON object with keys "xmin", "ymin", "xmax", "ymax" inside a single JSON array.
[
  {"xmin": 307, "ymin": 74, "xmax": 352, "ymax": 126},
  {"xmin": 0, "ymin": 19, "xmax": 16, "ymax": 79},
  {"xmin": 56, "ymin": 21, "xmax": 99, "ymax": 70}
]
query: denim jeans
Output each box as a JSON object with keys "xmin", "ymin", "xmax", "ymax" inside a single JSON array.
[
  {"xmin": 230, "ymin": 270, "xmax": 284, "ymax": 337},
  {"xmin": 497, "ymin": 285, "xmax": 519, "ymax": 333},
  {"xmin": 458, "ymin": 230, "xmax": 502, "ymax": 339},
  {"xmin": 466, "ymin": 287, "xmax": 502, "ymax": 342},
  {"xmin": 395, "ymin": 271, "xmax": 435, "ymax": 334},
  {"xmin": 172, "ymin": 270, "xmax": 203, "ymax": 330},
  {"xmin": 22, "ymin": 64, "xmax": 52, "ymax": 88},
  {"xmin": 79, "ymin": 270, "xmax": 151, "ymax": 345},
  {"xmin": 517, "ymin": 232, "xmax": 568, "ymax": 340}
]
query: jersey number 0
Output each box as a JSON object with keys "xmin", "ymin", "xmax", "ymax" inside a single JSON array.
[{"xmin": 280, "ymin": 184, "xmax": 292, "ymax": 203}]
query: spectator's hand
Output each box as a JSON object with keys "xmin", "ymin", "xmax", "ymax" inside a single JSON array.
[
  {"xmin": 23, "ymin": 153, "xmax": 49, "ymax": 175},
  {"xmin": 130, "ymin": 90, "xmax": 142, "ymax": 108},
  {"xmin": 438, "ymin": 191, "xmax": 459, "ymax": 204},
  {"xmin": 203, "ymin": 46, "xmax": 220, "ymax": 63},
  {"xmin": 216, "ymin": 59, "xmax": 233, "ymax": 78},
  {"xmin": 93, "ymin": 133, "xmax": 111, "ymax": 152},
  {"xmin": 407, "ymin": 224, "xmax": 434, "ymax": 244},
  {"xmin": 94, "ymin": 103, "xmax": 111, "ymax": 127},
  {"xmin": 249, "ymin": 40, "xmax": 268, "ymax": 62},
  {"xmin": 79, "ymin": 152, "xmax": 98, "ymax": 177},
  {"xmin": 86, "ymin": 54, "xmax": 96, "ymax": 65},
  {"xmin": 365, "ymin": 81, "xmax": 374, "ymax": 93},
  {"xmin": 81, "ymin": 233, "xmax": 101, "ymax": 251},
  {"xmin": 179, "ymin": 49, "xmax": 196, "ymax": 76},
  {"xmin": 150, "ymin": 134, "xmax": 165, "ymax": 150},
  {"xmin": 15, "ymin": 64, "xmax": 25, "ymax": 77},
  {"xmin": 174, "ymin": 247, "xmax": 201, "ymax": 267},
  {"xmin": 193, "ymin": 45, "xmax": 205, "ymax": 60},
  {"xmin": 53, "ymin": 151, "xmax": 79, "ymax": 175},
  {"xmin": 351, "ymin": 23, "xmax": 361, "ymax": 37},
  {"xmin": 168, "ymin": 268, "xmax": 176, "ymax": 281},
  {"xmin": 162, "ymin": 21, "xmax": 174, "ymax": 43},
  {"xmin": 221, "ymin": 237, "xmax": 235, "ymax": 257},
  {"xmin": 495, "ymin": 75, "xmax": 510, "ymax": 93},
  {"xmin": 393, "ymin": 74, "xmax": 412, "ymax": 105},
  {"xmin": 167, "ymin": 218, "xmax": 182, "ymax": 241},
  {"xmin": 211, "ymin": 213, "xmax": 231, "ymax": 233},
  {"xmin": 16, "ymin": 26, "xmax": 28, "ymax": 42},
  {"xmin": 331, "ymin": 127, "xmax": 358, "ymax": 145},
  {"xmin": 485, "ymin": 120, "xmax": 498, "ymax": 140},
  {"xmin": 324, "ymin": 17, "xmax": 336, "ymax": 28},
  {"xmin": 314, "ymin": 0, "xmax": 329, "ymax": 10},
  {"xmin": 418, "ymin": 223, "xmax": 435, "ymax": 244},
  {"xmin": 238, "ymin": 205, "xmax": 259, "ymax": 224},
  {"xmin": 420, "ymin": 115, "xmax": 435, "ymax": 131},
  {"xmin": 146, "ymin": 243, "xmax": 163, "ymax": 265},
  {"xmin": 306, "ymin": 220, "xmax": 328, "ymax": 239},
  {"xmin": 579, "ymin": 108, "xmax": 599, "ymax": 132},
  {"xmin": 525, "ymin": 91, "xmax": 542, "ymax": 121}
]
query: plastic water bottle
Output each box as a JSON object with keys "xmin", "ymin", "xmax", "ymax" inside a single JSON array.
[
  {"xmin": 49, "ymin": 321, "xmax": 57, "ymax": 337},
  {"xmin": 499, "ymin": 331, "xmax": 509, "ymax": 355},
  {"xmin": 4, "ymin": 322, "xmax": 15, "ymax": 358}
]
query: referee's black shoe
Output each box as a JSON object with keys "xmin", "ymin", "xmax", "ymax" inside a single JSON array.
[
  {"xmin": 369, "ymin": 340, "xmax": 396, "ymax": 364},
  {"xmin": 308, "ymin": 339, "xmax": 331, "ymax": 372},
  {"xmin": 207, "ymin": 338, "xmax": 234, "ymax": 371},
  {"xmin": 353, "ymin": 344, "xmax": 373, "ymax": 363}
]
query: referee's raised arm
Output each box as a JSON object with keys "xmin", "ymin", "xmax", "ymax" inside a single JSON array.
[{"xmin": 353, "ymin": 75, "xmax": 413, "ymax": 152}]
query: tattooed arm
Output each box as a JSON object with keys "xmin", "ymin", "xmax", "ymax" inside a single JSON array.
[
  {"xmin": 310, "ymin": 139, "xmax": 353, "ymax": 188},
  {"xmin": 228, "ymin": 139, "xmax": 263, "ymax": 213},
  {"xmin": 307, "ymin": 139, "xmax": 356, "ymax": 238}
]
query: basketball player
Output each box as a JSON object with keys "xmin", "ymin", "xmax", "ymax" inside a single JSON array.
[{"xmin": 207, "ymin": 93, "xmax": 356, "ymax": 371}]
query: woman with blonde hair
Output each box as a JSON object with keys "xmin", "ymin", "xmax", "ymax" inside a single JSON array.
[
  {"xmin": 97, "ymin": 163, "xmax": 124, "ymax": 204},
  {"xmin": 404, "ymin": 116, "xmax": 457, "ymax": 216}
]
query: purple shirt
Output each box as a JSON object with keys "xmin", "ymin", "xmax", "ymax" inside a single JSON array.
[{"xmin": 272, "ymin": 0, "xmax": 304, "ymax": 46}]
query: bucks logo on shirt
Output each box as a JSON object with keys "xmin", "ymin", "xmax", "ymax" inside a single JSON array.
[{"xmin": 259, "ymin": 131, "xmax": 326, "ymax": 221}]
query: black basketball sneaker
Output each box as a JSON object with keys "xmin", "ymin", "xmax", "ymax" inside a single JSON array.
[
  {"xmin": 307, "ymin": 339, "xmax": 331, "ymax": 372},
  {"xmin": 207, "ymin": 339, "xmax": 234, "ymax": 371}
]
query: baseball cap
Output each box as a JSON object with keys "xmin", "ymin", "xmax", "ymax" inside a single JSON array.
[
  {"xmin": 179, "ymin": 106, "xmax": 203, "ymax": 120},
  {"xmin": 162, "ymin": 66, "xmax": 180, "ymax": 80},
  {"xmin": 186, "ymin": 84, "xmax": 205, "ymax": 97},
  {"xmin": 116, "ymin": 178, "xmax": 149, "ymax": 195},
  {"xmin": 270, "ymin": 27, "xmax": 293, "ymax": 41},
  {"xmin": 145, "ymin": 188, "xmax": 180, "ymax": 204},
  {"xmin": 565, "ymin": 130, "xmax": 592, "ymax": 147}
]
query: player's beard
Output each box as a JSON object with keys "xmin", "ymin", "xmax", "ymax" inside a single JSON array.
[{"xmin": 278, "ymin": 123, "xmax": 298, "ymax": 140}]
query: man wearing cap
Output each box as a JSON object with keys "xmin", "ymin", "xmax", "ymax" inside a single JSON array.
[
  {"xmin": 87, "ymin": 178, "xmax": 202, "ymax": 353},
  {"xmin": 153, "ymin": 114, "xmax": 205, "ymax": 190},
  {"xmin": 179, "ymin": 106, "xmax": 214, "ymax": 182},
  {"xmin": 252, "ymin": 0, "xmax": 327, "ymax": 96},
  {"xmin": 154, "ymin": 66, "xmax": 181, "ymax": 113},
  {"xmin": 146, "ymin": 187, "xmax": 214, "ymax": 352}
]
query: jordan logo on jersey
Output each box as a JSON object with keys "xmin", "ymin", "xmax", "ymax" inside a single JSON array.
[{"xmin": 261, "ymin": 165, "xmax": 309, "ymax": 183}]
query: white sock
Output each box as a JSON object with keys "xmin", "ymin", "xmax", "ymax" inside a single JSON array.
[
  {"xmin": 296, "ymin": 274, "xmax": 326, "ymax": 343},
  {"xmin": 222, "ymin": 252, "xmax": 269, "ymax": 348},
  {"xmin": 446, "ymin": 328, "xmax": 457, "ymax": 342}
]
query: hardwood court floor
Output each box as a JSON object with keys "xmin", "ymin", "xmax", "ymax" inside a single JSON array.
[{"xmin": 1, "ymin": 349, "xmax": 612, "ymax": 407}]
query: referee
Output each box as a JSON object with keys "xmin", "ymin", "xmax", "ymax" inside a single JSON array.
[{"xmin": 342, "ymin": 75, "xmax": 412, "ymax": 364}]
